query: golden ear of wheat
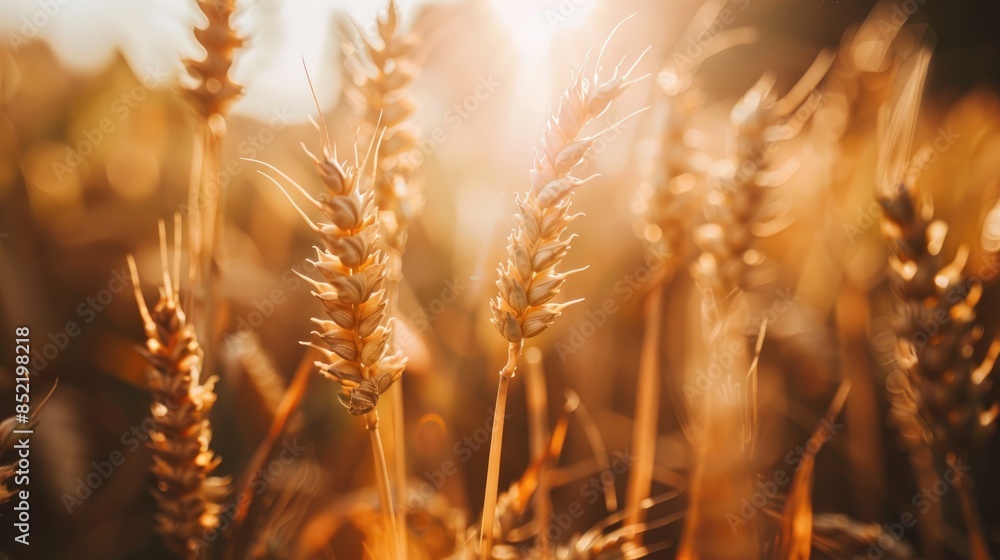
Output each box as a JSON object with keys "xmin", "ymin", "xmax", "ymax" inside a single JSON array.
[
  {"xmin": 128, "ymin": 220, "xmax": 228, "ymax": 557},
  {"xmin": 490, "ymin": 48, "xmax": 648, "ymax": 347},
  {"xmin": 879, "ymin": 183, "xmax": 999, "ymax": 457},
  {"xmin": 345, "ymin": 0, "xmax": 421, "ymax": 248},
  {"xmin": 253, "ymin": 127, "xmax": 406, "ymax": 416},
  {"xmin": 185, "ymin": 0, "xmax": 244, "ymax": 119}
]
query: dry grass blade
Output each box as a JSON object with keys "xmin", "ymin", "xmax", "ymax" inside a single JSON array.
[
  {"xmin": 480, "ymin": 25, "xmax": 648, "ymax": 557},
  {"xmin": 127, "ymin": 219, "xmax": 228, "ymax": 559},
  {"xmin": 776, "ymin": 380, "xmax": 851, "ymax": 560}
]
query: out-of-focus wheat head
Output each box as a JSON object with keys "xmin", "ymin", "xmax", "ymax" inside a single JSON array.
[
  {"xmin": 634, "ymin": 64, "xmax": 704, "ymax": 264},
  {"xmin": 875, "ymin": 48, "xmax": 999, "ymax": 460},
  {"xmin": 490, "ymin": 46, "xmax": 648, "ymax": 349},
  {"xmin": 255, "ymin": 126, "xmax": 406, "ymax": 416},
  {"xmin": 879, "ymin": 182, "xmax": 999, "ymax": 456},
  {"xmin": 692, "ymin": 67, "xmax": 822, "ymax": 303},
  {"xmin": 184, "ymin": 0, "xmax": 244, "ymax": 120},
  {"xmin": 127, "ymin": 220, "xmax": 228, "ymax": 558},
  {"xmin": 345, "ymin": 0, "xmax": 421, "ymax": 249}
]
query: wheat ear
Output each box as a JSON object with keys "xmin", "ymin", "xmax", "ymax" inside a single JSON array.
[
  {"xmin": 480, "ymin": 33, "xmax": 648, "ymax": 557},
  {"xmin": 346, "ymin": 0, "xmax": 421, "ymax": 250},
  {"xmin": 127, "ymin": 218, "xmax": 228, "ymax": 559},
  {"xmin": 251, "ymin": 101, "xmax": 406, "ymax": 558},
  {"xmin": 185, "ymin": 0, "xmax": 243, "ymax": 121}
]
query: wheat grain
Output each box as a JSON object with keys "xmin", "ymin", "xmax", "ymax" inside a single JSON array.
[{"xmin": 127, "ymin": 219, "xmax": 228, "ymax": 559}]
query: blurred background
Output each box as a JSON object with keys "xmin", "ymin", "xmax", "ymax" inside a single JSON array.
[{"xmin": 1, "ymin": 0, "xmax": 999, "ymax": 558}]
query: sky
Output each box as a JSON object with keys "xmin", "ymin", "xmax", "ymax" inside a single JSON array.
[{"xmin": 0, "ymin": 0, "xmax": 455, "ymax": 119}]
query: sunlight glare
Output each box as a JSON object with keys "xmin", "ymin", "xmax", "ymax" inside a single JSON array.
[{"xmin": 489, "ymin": 0, "xmax": 594, "ymax": 56}]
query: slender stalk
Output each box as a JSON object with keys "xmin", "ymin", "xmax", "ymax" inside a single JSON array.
[
  {"xmin": 197, "ymin": 126, "xmax": 223, "ymax": 381},
  {"xmin": 524, "ymin": 348, "xmax": 551, "ymax": 557},
  {"xmin": 480, "ymin": 341, "xmax": 521, "ymax": 558},
  {"xmin": 367, "ymin": 411, "xmax": 403, "ymax": 560},
  {"xmin": 624, "ymin": 284, "xmax": 664, "ymax": 543},
  {"xmin": 390, "ymin": 378, "xmax": 407, "ymax": 530},
  {"xmin": 949, "ymin": 455, "xmax": 992, "ymax": 560},
  {"xmin": 386, "ymin": 254, "xmax": 409, "ymax": 559}
]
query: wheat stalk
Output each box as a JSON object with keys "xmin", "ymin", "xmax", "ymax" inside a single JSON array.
[
  {"xmin": 250, "ymin": 91, "xmax": 406, "ymax": 558},
  {"xmin": 480, "ymin": 31, "xmax": 647, "ymax": 557},
  {"xmin": 345, "ymin": 2, "xmax": 424, "ymax": 545},
  {"xmin": 679, "ymin": 54, "xmax": 829, "ymax": 560},
  {"xmin": 184, "ymin": 0, "xmax": 244, "ymax": 384},
  {"xmin": 127, "ymin": 218, "xmax": 228, "ymax": 559}
]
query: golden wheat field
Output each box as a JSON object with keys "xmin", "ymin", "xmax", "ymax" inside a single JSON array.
[{"xmin": 1, "ymin": 0, "xmax": 1000, "ymax": 558}]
